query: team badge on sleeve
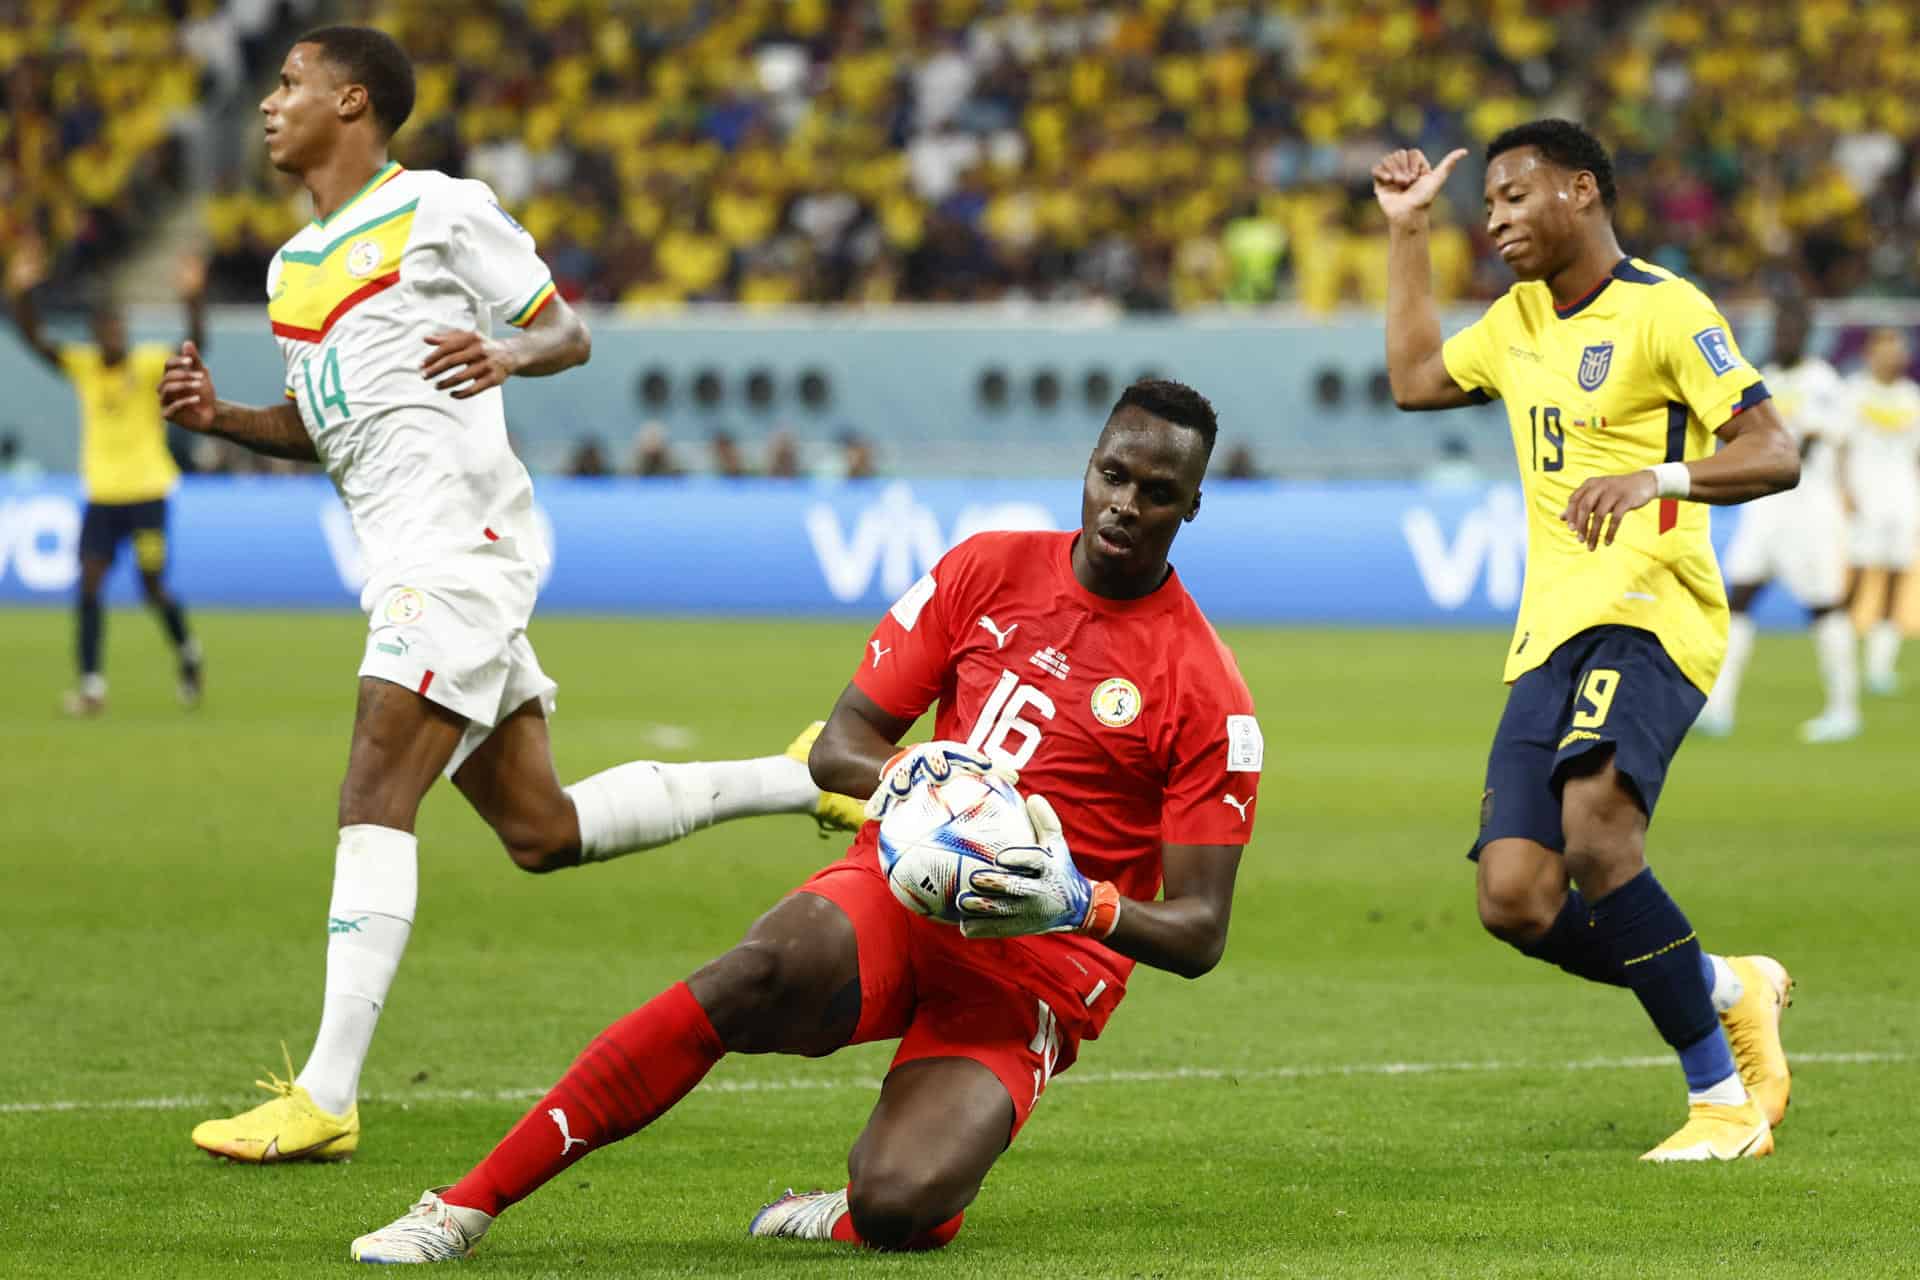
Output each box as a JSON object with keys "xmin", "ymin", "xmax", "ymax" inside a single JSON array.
[
  {"xmin": 1693, "ymin": 327, "xmax": 1738, "ymax": 375},
  {"xmin": 1226, "ymin": 714, "xmax": 1264, "ymax": 772},
  {"xmin": 1577, "ymin": 342, "xmax": 1614, "ymax": 391},
  {"xmin": 1090, "ymin": 677, "xmax": 1142, "ymax": 728}
]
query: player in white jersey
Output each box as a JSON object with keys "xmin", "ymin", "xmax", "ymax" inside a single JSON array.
[
  {"xmin": 1699, "ymin": 298, "xmax": 1860, "ymax": 742},
  {"xmin": 159, "ymin": 27, "xmax": 860, "ymax": 1164},
  {"xmin": 1840, "ymin": 328, "xmax": 1920, "ymax": 695}
]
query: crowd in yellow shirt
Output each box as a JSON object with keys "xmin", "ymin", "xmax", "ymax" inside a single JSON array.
[
  {"xmin": 0, "ymin": 3, "xmax": 207, "ymax": 275},
  {"xmin": 193, "ymin": 1, "xmax": 1919, "ymax": 312}
]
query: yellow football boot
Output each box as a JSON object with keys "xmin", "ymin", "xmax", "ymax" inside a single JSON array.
[
  {"xmin": 1640, "ymin": 1097, "xmax": 1772, "ymax": 1162},
  {"xmin": 1720, "ymin": 954, "xmax": 1794, "ymax": 1128},
  {"xmin": 192, "ymin": 1050, "xmax": 359, "ymax": 1163},
  {"xmin": 786, "ymin": 721, "xmax": 866, "ymax": 834}
]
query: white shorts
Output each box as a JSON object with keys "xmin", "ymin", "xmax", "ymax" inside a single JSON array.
[
  {"xmin": 359, "ymin": 551, "xmax": 557, "ymax": 777},
  {"xmin": 1722, "ymin": 490, "xmax": 1848, "ymax": 606},
  {"xmin": 1848, "ymin": 494, "xmax": 1920, "ymax": 570}
]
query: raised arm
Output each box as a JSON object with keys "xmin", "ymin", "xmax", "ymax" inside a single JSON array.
[
  {"xmin": 419, "ymin": 293, "xmax": 592, "ymax": 400},
  {"xmin": 1373, "ymin": 148, "xmax": 1478, "ymax": 411},
  {"xmin": 158, "ymin": 340, "xmax": 319, "ymax": 462},
  {"xmin": 4, "ymin": 242, "xmax": 66, "ymax": 372}
]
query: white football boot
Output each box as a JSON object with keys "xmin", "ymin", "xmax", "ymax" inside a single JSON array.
[
  {"xmin": 350, "ymin": 1187, "xmax": 492, "ymax": 1264},
  {"xmin": 748, "ymin": 1187, "xmax": 849, "ymax": 1240}
]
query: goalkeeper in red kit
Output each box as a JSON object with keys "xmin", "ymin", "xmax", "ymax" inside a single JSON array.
[{"xmin": 348, "ymin": 379, "xmax": 1264, "ymax": 1262}]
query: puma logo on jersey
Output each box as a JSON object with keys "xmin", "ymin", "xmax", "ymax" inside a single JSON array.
[
  {"xmin": 1222, "ymin": 795, "xmax": 1251, "ymax": 822},
  {"xmin": 548, "ymin": 1107, "xmax": 587, "ymax": 1155},
  {"xmin": 978, "ymin": 615, "xmax": 1019, "ymax": 649},
  {"xmin": 869, "ymin": 640, "xmax": 890, "ymax": 668}
]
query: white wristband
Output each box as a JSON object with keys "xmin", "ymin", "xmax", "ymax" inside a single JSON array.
[{"xmin": 1649, "ymin": 462, "xmax": 1691, "ymax": 500}]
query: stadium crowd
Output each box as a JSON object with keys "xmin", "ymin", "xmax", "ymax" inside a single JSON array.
[
  {"xmin": 0, "ymin": 0, "xmax": 319, "ymax": 289},
  {"xmin": 187, "ymin": 0, "xmax": 1920, "ymax": 311}
]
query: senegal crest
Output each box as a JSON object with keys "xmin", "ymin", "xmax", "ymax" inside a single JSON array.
[
  {"xmin": 1090, "ymin": 677, "xmax": 1142, "ymax": 728},
  {"xmin": 1577, "ymin": 341, "xmax": 1614, "ymax": 391},
  {"xmin": 384, "ymin": 587, "xmax": 425, "ymax": 625},
  {"xmin": 346, "ymin": 238, "xmax": 383, "ymax": 279}
]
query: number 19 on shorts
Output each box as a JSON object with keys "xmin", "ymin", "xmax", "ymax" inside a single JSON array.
[{"xmin": 1572, "ymin": 667, "xmax": 1621, "ymax": 729}]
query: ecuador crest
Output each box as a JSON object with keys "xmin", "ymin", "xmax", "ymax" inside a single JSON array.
[{"xmin": 1577, "ymin": 341, "xmax": 1614, "ymax": 391}]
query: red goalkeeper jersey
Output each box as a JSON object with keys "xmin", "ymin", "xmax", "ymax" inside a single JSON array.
[{"xmin": 847, "ymin": 529, "xmax": 1263, "ymax": 1036}]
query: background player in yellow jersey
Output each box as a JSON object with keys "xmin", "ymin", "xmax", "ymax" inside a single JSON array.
[
  {"xmin": 1374, "ymin": 119, "xmax": 1803, "ymax": 1162},
  {"xmin": 5, "ymin": 242, "xmax": 206, "ymax": 716}
]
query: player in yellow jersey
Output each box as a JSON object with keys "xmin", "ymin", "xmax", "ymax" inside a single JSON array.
[
  {"xmin": 1374, "ymin": 120, "xmax": 1803, "ymax": 1161},
  {"xmin": 4, "ymin": 243, "xmax": 206, "ymax": 716}
]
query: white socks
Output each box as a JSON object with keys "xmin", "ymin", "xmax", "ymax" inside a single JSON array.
[
  {"xmin": 565, "ymin": 756, "xmax": 821, "ymax": 862},
  {"xmin": 1687, "ymin": 954, "xmax": 1749, "ymax": 1107},
  {"xmin": 1812, "ymin": 610, "xmax": 1860, "ymax": 719},
  {"xmin": 1704, "ymin": 953, "xmax": 1744, "ymax": 1014},
  {"xmin": 1706, "ymin": 614, "xmax": 1758, "ymax": 721},
  {"xmin": 1865, "ymin": 619, "xmax": 1902, "ymax": 686},
  {"xmin": 296, "ymin": 824, "xmax": 417, "ymax": 1117},
  {"xmin": 1689, "ymin": 1073, "xmax": 1750, "ymax": 1108}
]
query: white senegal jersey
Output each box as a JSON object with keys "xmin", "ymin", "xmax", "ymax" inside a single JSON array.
[
  {"xmin": 267, "ymin": 163, "xmax": 558, "ymax": 586},
  {"xmin": 1842, "ymin": 373, "xmax": 1920, "ymax": 504},
  {"xmin": 1760, "ymin": 357, "xmax": 1848, "ymax": 498}
]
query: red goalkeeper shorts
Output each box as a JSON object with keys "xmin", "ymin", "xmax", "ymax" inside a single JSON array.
[{"xmin": 796, "ymin": 854, "xmax": 1080, "ymax": 1138}]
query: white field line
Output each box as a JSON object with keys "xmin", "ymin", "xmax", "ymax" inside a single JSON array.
[{"xmin": 0, "ymin": 1050, "xmax": 1905, "ymax": 1116}]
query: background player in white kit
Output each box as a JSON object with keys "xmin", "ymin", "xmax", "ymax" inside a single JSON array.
[
  {"xmin": 1840, "ymin": 328, "xmax": 1920, "ymax": 696},
  {"xmin": 1699, "ymin": 297, "xmax": 1859, "ymax": 742},
  {"xmin": 158, "ymin": 27, "xmax": 858, "ymax": 1164}
]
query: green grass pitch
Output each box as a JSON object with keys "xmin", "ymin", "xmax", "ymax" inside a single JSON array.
[{"xmin": 2, "ymin": 608, "xmax": 1915, "ymax": 1278}]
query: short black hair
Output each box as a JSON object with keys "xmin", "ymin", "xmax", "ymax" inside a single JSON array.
[
  {"xmin": 1110, "ymin": 377, "xmax": 1218, "ymax": 454},
  {"xmin": 1486, "ymin": 118, "xmax": 1615, "ymax": 209},
  {"xmin": 298, "ymin": 26, "xmax": 415, "ymax": 140}
]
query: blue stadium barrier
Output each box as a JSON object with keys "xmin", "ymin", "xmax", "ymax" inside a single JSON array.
[{"xmin": 0, "ymin": 475, "xmax": 1810, "ymax": 630}]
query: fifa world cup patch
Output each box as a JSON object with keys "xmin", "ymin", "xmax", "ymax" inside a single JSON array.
[
  {"xmin": 1090, "ymin": 677, "xmax": 1142, "ymax": 728},
  {"xmin": 1226, "ymin": 714, "xmax": 1264, "ymax": 772},
  {"xmin": 889, "ymin": 573, "xmax": 936, "ymax": 631},
  {"xmin": 1228, "ymin": 717, "xmax": 1259, "ymax": 775},
  {"xmin": 1693, "ymin": 327, "xmax": 1738, "ymax": 375}
]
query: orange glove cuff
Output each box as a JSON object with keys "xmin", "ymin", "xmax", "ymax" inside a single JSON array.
[{"xmin": 1080, "ymin": 881, "xmax": 1121, "ymax": 939}]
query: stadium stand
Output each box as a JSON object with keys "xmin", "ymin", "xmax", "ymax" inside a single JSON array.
[
  {"xmin": 0, "ymin": 0, "xmax": 323, "ymax": 290},
  {"xmin": 0, "ymin": 4, "xmax": 205, "ymax": 280},
  {"xmin": 190, "ymin": 0, "xmax": 1919, "ymax": 311}
]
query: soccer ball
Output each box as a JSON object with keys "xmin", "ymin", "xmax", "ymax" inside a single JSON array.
[{"xmin": 876, "ymin": 769, "xmax": 1036, "ymax": 924}]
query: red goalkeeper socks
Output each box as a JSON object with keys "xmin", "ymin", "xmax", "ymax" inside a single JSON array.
[{"xmin": 445, "ymin": 981, "xmax": 724, "ymax": 1216}]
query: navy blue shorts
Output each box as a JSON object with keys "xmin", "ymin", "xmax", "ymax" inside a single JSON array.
[
  {"xmin": 79, "ymin": 498, "xmax": 170, "ymax": 573},
  {"xmin": 1469, "ymin": 625, "xmax": 1707, "ymax": 860}
]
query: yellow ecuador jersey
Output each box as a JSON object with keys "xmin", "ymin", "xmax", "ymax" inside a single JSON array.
[
  {"xmin": 1441, "ymin": 257, "xmax": 1769, "ymax": 693},
  {"xmin": 59, "ymin": 343, "xmax": 179, "ymax": 504}
]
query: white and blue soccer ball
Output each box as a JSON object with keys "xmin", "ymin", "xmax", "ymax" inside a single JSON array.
[{"xmin": 876, "ymin": 769, "xmax": 1035, "ymax": 924}]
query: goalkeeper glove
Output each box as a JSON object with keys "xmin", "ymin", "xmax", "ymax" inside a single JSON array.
[
  {"xmin": 863, "ymin": 740, "xmax": 1014, "ymax": 821},
  {"xmin": 956, "ymin": 794, "xmax": 1121, "ymax": 940}
]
